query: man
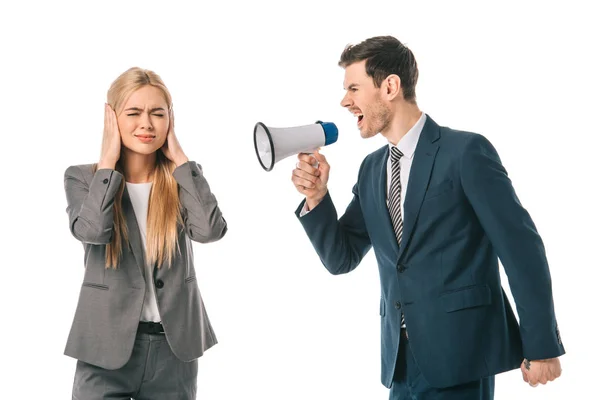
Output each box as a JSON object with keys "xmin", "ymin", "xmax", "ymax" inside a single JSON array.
[{"xmin": 291, "ymin": 36, "xmax": 564, "ymax": 399}]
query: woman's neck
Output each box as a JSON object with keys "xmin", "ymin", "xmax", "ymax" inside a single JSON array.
[{"xmin": 121, "ymin": 149, "xmax": 156, "ymax": 183}]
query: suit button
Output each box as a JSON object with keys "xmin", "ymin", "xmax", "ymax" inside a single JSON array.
[
  {"xmin": 155, "ymin": 279, "xmax": 164, "ymax": 288},
  {"xmin": 191, "ymin": 171, "xmax": 198, "ymax": 177},
  {"xmin": 396, "ymin": 263, "xmax": 406, "ymax": 273},
  {"xmin": 103, "ymin": 178, "xmax": 108, "ymax": 184},
  {"xmin": 395, "ymin": 301, "xmax": 402, "ymax": 310}
]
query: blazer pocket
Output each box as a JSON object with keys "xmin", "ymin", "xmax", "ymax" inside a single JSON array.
[
  {"xmin": 441, "ymin": 284, "xmax": 491, "ymax": 312},
  {"xmin": 424, "ymin": 180, "xmax": 453, "ymax": 200},
  {"xmin": 82, "ymin": 282, "xmax": 109, "ymax": 290}
]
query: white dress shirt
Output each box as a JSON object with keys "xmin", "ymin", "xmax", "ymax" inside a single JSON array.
[{"xmin": 385, "ymin": 112, "xmax": 427, "ymax": 221}]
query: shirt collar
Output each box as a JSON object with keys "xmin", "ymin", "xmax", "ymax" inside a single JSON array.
[{"xmin": 388, "ymin": 112, "xmax": 426, "ymax": 160}]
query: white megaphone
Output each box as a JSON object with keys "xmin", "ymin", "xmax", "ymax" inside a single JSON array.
[{"xmin": 253, "ymin": 120, "xmax": 338, "ymax": 171}]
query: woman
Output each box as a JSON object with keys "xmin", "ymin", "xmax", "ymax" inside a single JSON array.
[{"xmin": 64, "ymin": 67, "xmax": 227, "ymax": 399}]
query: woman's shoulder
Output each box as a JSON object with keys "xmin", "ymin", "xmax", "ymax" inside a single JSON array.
[{"xmin": 64, "ymin": 163, "xmax": 97, "ymax": 182}]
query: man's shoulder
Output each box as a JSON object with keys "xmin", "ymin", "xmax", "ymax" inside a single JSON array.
[
  {"xmin": 346, "ymin": 145, "xmax": 387, "ymax": 185},
  {"xmin": 362, "ymin": 144, "xmax": 389, "ymax": 166},
  {"xmin": 439, "ymin": 125, "xmax": 480, "ymax": 143},
  {"xmin": 423, "ymin": 114, "xmax": 481, "ymax": 143},
  {"xmin": 435, "ymin": 123, "xmax": 495, "ymax": 155}
]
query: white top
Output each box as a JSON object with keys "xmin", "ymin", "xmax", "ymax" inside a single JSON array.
[{"xmin": 126, "ymin": 181, "xmax": 161, "ymax": 322}]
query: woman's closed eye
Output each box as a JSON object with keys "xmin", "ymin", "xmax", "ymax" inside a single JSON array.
[{"xmin": 126, "ymin": 113, "xmax": 164, "ymax": 117}]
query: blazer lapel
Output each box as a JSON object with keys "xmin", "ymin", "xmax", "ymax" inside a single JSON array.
[
  {"xmin": 122, "ymin": 187, "xmax": 146, "ymax": 280},
  {"xmin": 397, "ymin": 116, "xmax": 440, "ymax": 261}
]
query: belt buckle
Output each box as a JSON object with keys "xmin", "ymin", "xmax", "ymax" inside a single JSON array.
[{"xmin": 147, "ymin": 321, "xmax": 162, "ymax": 334}]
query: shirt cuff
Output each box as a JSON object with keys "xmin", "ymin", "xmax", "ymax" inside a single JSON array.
[{"xmin": 299, "ymin": 201, "xmax": 310, "ymax": 217}]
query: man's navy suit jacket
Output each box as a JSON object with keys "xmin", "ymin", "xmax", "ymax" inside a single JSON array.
[{"xmin": 296, "ymin": 115, "xmax": 565, "ymax": 388}]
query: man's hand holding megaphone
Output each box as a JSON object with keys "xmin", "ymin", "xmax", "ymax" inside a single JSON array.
[{"xmin": 291, "ymin": 149, "xmax": 330, "ymax": 211}]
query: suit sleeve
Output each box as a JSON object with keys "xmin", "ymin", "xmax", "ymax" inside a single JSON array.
[
  {"xmin": 295, "ymin": 164, "xmax": 372, "ymax": 275},
  {"xmin": 460, "ymin": 133, "xmax": 565, "ymax": 361},
  {"xmin": 64, "ymin": 165, "xmax": 123, "ymax": 244},
  {"xmin": 172, "ymin": 161, "xmax": 227, "ymax": 243}
]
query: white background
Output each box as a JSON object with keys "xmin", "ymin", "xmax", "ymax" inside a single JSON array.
[{"xmin": 1, "ymin": 0, "xmax": 598, "ymax": 399}]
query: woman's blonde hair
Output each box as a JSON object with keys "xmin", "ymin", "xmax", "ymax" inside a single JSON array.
[{"xmin": 96, "ymin": 67, "xmax": 183, "ymax": 269}]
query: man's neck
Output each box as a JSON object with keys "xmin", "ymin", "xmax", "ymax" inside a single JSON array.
[{"xmin": 381, "ymin": 103, "xmax": 422, "ymax": 146}]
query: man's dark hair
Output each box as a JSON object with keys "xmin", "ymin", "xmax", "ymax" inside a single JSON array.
[{"xmin": 339, "ymin": 36, "xmax": 419, "ymax": 103}]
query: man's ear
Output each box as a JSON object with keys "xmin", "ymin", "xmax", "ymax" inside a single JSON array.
[{"xmin": 383, "ymin": 74, "xmax": 402, "ymax": 100}]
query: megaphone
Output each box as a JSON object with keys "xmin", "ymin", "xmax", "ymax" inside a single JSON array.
[{"xmin": 253, "ymin": 120, "xmax": 338, "ymax": 171}]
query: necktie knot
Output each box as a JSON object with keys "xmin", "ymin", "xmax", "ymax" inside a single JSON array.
[{"xmin": 390, "ymin": 147, "xmax": 403, "ymax": 163}]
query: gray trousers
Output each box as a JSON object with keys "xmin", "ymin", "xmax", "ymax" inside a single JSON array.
[{"xmin": 72, "ymin": 331, "xmax": 198, "ymax": 399}]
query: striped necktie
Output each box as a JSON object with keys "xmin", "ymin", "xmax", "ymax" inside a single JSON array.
[
  {"xmin": 389, "ymin": 146, "xmax": 406, "ymax": 328},
  {"xmin": 389, "ymin": 147, "xmax": 404, "ymax": 245}
]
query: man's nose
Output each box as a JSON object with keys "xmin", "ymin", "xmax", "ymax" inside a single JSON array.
[{"xmin": 340, "ymin": 92, "xmax": 351, "ymax": 108}]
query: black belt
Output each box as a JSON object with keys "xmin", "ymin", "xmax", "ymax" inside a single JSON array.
[{"xmin": 138, "ymin": 321, "xmax": 164, "ymax": 335}]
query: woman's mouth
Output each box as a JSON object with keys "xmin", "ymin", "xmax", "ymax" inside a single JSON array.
[{"xmin": 135, "ymin": 134, "xmax": 156, "ymax": 143}]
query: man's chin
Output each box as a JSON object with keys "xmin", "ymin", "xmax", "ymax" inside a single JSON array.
[{"xmin": 359, "ymin": 129, "xmax": 377, "ymax": 139}]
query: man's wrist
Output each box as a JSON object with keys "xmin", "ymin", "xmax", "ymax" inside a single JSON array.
[{"xmin": 306, "ymin": 192, "xmax": 326, "ymax": 210}]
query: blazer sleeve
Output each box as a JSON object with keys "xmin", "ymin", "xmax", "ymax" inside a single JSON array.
[
  {"xmin": 294, "ymin": 163, "xmax": 372, "ymax": 275},
  {"xmin": 460, "ymin": 133, "xmax": 565, "ymax": 361},
  {"xmin": 172, "ymin": 161, "xmax": 227, "ymax": 243},
  {"xmin": 64, "ymin": 165, "xmax": 123, "ymax": 245}
]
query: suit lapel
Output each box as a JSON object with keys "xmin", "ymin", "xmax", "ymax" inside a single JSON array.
[
  {"xmin": 122, "ymin": 187, "xmax": 146, "ymax": 280},
  {"xmin": 397, "ymin": 116, "xmax": 441, "ymax": 261}
]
